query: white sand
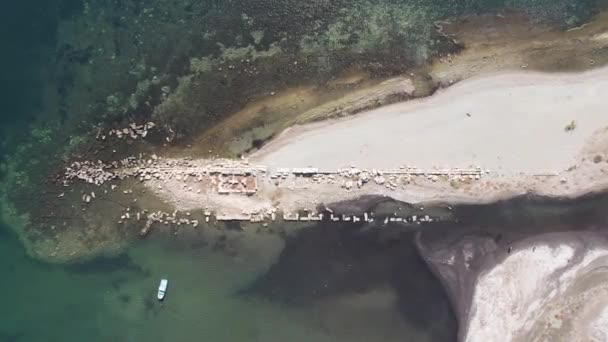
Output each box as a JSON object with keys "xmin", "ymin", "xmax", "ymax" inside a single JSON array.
[
  {"xmin": 465, "ymin": 235, "xmax": 608, "ymax": 342},
  {"xmin": 466, "ymin": 244, "xmax": 575, "ymax": 342},
  {"xmin": 252, "ymin": 67, "xmax": 608, "ymax": 175}
]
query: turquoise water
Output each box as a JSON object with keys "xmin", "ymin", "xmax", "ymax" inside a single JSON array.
[
  {"xmin": 0, "ymin": 225, "xmax": 288, "ymax": 341},
  {"xmin": 0, "ymin": 223, "xmax": 447, "ymax": 342}
]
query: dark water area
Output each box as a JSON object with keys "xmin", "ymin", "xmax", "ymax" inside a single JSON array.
[
  {"xmin": 244, "ymin": 223, "xmax": 458, "ymax": 341},
  {"xmin": 0, "ymin": 2, "xmax": 61, "ymax": 151},
  {"xmin": 452, "ymin": 193, "xmax": 608, "ymax": 242}
]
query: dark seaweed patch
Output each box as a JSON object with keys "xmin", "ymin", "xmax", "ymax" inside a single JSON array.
[{"xmin": 65, "ymin": 253, "xmax": 148, "ymax": 276}]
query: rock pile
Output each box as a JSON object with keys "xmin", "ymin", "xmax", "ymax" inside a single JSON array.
[
  {"xmin": 118, "ymin": 208, "xmax": 202, "ymax": 236},
  {"xmin": 64, "ymin": 161, "xmax": 118, "ymax": 186},
  {"xmin": 102, "ymin": 122, "xmax": 156, "ymax": 140}
]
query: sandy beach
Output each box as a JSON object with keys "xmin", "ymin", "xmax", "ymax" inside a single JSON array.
[
  {"xmin": 252, "ymin": 67, "xmax": 608, "ymax": 175},
  {"xmin": 165, "ymin": 66, "xmax": 607, "ymax": 212}
]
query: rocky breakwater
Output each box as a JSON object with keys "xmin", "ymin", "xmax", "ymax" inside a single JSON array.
[{"xmin": 60, "ymin": 154, "xmax": 466, "ymax": 240}]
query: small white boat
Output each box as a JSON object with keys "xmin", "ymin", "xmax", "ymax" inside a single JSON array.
[{"xmin": 157, "ymin": 279, "xmax": 168, "ymax": 300}]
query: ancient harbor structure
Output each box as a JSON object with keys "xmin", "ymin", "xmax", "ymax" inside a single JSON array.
[
  {"xmin": 132, "ymin": 206, "xmax": 440, "ymax": 236},
  {"xmin": 60, "ymin": 155, "xmax": 486, "ymax": 233},
  {"xmin": 63, "ymin": 156, "xmax": 484, "ymax": 198}
]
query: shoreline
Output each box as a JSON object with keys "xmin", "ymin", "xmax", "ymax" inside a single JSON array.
[
  {"xmin": 55, "ymin": 65, "xmax": 608, "ymax": 227},
  {"xmin": 16, "ymin": 54, "xmax": 608, "ymax": 263}
]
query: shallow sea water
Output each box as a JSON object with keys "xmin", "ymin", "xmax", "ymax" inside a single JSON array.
[{"xmin": 0, "ymin": 223, "xmax": 447, "ymax": 342}]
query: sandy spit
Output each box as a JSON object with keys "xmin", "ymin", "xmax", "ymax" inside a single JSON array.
[
  {"xmin": 148, "ymin": 67, "xmax": 608, "ymax": 216},
  {"xmin": 245, "ymin": 66, "xmax": 608, "ymax": 207}
]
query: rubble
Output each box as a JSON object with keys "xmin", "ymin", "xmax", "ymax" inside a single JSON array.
[
  {"xmin": 60, "ymin": 156, "xmax": 488, "ymax": 208},
  {"xmin": 105, "ymin": 122, "xmax": 156, "ymax": 141},
  {"xmin": 61, "ymin": 156, "xmax": 479, "ymax": 234}
]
